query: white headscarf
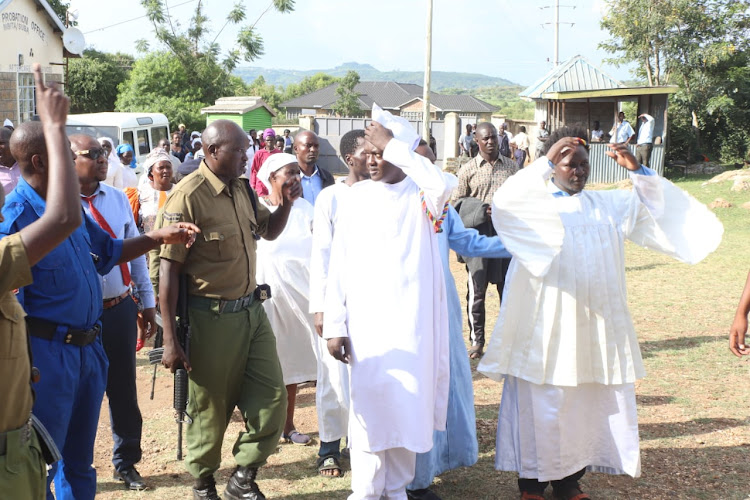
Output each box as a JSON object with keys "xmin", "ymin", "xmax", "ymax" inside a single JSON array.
[
  {"xmin": 257, "ymin": 153, "xmax": 298, "ymax": 192},
  {"xmin": 98, "ymin": 136, "xmax": 119, "ymax": 165},
  {"xmin": 143, "ymin": 147, "xmax": 174, "ymax": 175}
]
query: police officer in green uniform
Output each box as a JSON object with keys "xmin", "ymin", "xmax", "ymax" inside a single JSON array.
[
  {"xmin": 156, "ymin": 120, "xmax": 302, "ymax": 500},
  {"xmin": 0, "ymin": 64, "xmax": 83, "ymax": 500}
]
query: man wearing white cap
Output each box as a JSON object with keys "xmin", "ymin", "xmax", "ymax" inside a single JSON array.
[
  {"xmin": 324, "ymin": 106, "xmax": 455, "ymax": 500},
  {"xmin": 3, "ymin": 118, "xmax": 14, "ymax": 130}
]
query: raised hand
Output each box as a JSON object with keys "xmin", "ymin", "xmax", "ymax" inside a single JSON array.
[
  {"xmin": 606, "ymin": 143, "xmax": 641, "ymax": 171},
  {"xmin": 33, "ymin": 63, "xmax": 68, "ymax": 128},
  {"xmin": 156, "ymin": 222, "xmax": 201, "ymax": 248},
  {"xmin": 545, "ymin": 137, "xmax": 583, "ymax": 166}
]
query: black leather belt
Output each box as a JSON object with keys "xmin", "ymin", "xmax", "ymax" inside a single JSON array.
[
  {"xmin": 189, "ymin": 294, "xmax": 255, "ymax": 314},
  {"xmin": 0, "ymin": 418, "xmax": 32, "ymax": 456},
  {"xmin": 26, "ymin": 317, "xmax": 101, "ymax": 346},
  {"xmin": 103, "ymin": 291, "xmax": 131, "ymax": 310}
]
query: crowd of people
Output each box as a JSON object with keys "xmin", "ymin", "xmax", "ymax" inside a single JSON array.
[{"xmin": 0, "ymin": 69, "xmax": 731, "ymax": 500}]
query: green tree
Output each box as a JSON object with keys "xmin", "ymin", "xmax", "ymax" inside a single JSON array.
[
  {"xmin": 600, "ymin": 0, "xmax": 750, "ymax": 163},
  {"xmin": 283, "ymin": 73, "xmax": 338, "ymax": 101},
  {"xmin": 331, "ymin": 70, "xmax": 361, "ymax": 117},
  {"xmin": 67, "ymin": 50, "xmax": 133, "ymax": 113},
  {"xmin": 46, "ymin": 0, "xmax": 74, "ymax": 26},
  {"xmin": 115, "ymin": 52, "xmax": 206, "ymax": 131}
]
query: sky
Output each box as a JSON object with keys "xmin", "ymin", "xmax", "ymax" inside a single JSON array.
[{"xmin": 69, "ymin": 0, "xmax": 631, "ymax": 87}]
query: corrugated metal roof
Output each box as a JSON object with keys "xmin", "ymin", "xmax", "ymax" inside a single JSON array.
[
  {"xmin": 200, "ymin": 96, "xmax": 276, "ymax": 116},
  {"xmin": 282, "ymin": 81, "xmax": 495, "ymax": 113},
  {"xmin": 519, "ymin": 55, "xmax": 624, "ymax": 99}
]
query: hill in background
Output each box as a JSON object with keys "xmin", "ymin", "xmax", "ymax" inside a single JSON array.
[{"xmin": 233, "ymin": 61, "xmax": 517, "ymax": 91}]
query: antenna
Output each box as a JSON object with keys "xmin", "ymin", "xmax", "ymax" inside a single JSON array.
[{"xmin": 62, "ymin": 27, "xmax": 86, "ymax": 55}]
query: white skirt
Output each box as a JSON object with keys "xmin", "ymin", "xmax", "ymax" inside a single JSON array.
[{"xmin": 496, "ymin": 376, "xmax": 641, "ymax": 482}]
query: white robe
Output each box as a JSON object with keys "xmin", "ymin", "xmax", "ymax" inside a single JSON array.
[
  {"xmin": 478, "ymin": 156, "xmax": 722, "ymax": 480},
  {"xmin": 323, "ymin": 138, "xmax": 456, "ymax": 454},
  {"xmin": 479, "ymin": 158, "xmax": 723, "ymax": 386},
  {"xmin": 309, "ymin": 181, "xmax": 351, "ymax": 442},
  {"xmin": 257, "ymin": 198, "xmax": 318, "ymax": 385}
]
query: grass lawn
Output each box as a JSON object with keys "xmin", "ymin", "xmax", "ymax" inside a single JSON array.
[{"xmin": 92, "ymin": 175, "xmax": 750, "ymax": 499}]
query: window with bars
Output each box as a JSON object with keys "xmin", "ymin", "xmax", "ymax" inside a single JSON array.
[
  {"xmin": 18, "ymin": 73, "xmax": 36, "ymax": 123},
  {"xmin": 401, "ymin": 111, "xmax": 423, "ymax": 121}
]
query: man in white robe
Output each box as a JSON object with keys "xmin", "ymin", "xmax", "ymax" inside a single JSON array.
[
  {"xmin": 309, "ymin": 129, "xmax": 370, "ymax": 477},
  {"xmin": 323, "ymin": 108, "xmax": 455, "ymax": 500},
  {"xmin": 478, "ymin": 129, "xmax": 723, "ymax": 499}
]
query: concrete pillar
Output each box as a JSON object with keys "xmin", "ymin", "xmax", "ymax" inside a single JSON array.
[
  {"xmin": 443, "ymin": 112, "xmax": 460, "ymax": 159},
  {"xmin": 298, "ymin": 115, "xmax": 315, "ymax": 132}
]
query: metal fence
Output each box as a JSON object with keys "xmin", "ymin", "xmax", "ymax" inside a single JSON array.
[
  {"xmin": 588, "ymin": 143, "xmax": 664, "ymax": 184},
  {"xmin": 313, "ymin": 117, "xmax": 446, "ymax": 174}
]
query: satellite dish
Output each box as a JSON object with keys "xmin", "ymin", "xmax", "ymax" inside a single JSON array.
[{"xmin": 62, "ymin": 27, "xmax": 86, "ymax": 55}]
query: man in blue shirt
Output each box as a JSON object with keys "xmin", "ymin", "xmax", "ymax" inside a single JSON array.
[
  {"xmin": 294, "ymin": 130, "xmax": 334, "ymax": 205},
  {"xmin": 0, "ymin": 121, "xmax": 199, "ymax": 500}
]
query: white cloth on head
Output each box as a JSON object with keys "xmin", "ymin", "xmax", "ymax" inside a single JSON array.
[
  {"xmin": 323, "ymin": 137, "xmax": 456, "ymax": 455},
  {"xmin": 99, "ymin": 136, "xmax": 125, "ymax": 189},
  {"xmin": 191, "ymin": 137, "xmax": 202, "ymax": 148},
  {"xmin": 190, "ymin": 131, "xmax": 200, "ymax": 139},
  {"xmin": 496, "ymin": 376, "xmax": 641, "ymax": 481},
  {"xmin": 371, "ymin": 104, "xmax": 420, "ymax": 151},
  {"xmin": 309, "ymin": 181, "xmax": 351, "ymax": 442},
  {"xmin": 349, "ymin": 447, "xmax": 416, "ymax": 500},
  {"xmin": 3, "ymin": 119, "xmax": 13, "ymax": 128},
  {"xmin": 256, "ymin": 198, "xmax": 318, "ymax": 385},
  {"xmin": 478, "ymin": 157, "xmax": 723, "ymax": 387},
  {"xmin": 142, "ymin": 148, "xmax": 173, "ymax": 175},
  {"xmin": 257, "ymin": 152, "xmax": 298, "ymax": 192}
]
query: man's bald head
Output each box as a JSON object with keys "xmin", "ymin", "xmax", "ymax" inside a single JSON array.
[
  {"xmin": 475, "ymin": 122, "xmax": 496, "ymax": 137},
  {"xmin": 69, "ymin": 133, "xmax": 98, "ymax": 151},
  {"xmin": 10, "ymin": 121, "xmax": 46, "ymax": 171},
  {"xmin": 201, "ymin": 119, "xmax": 249, "ymax": 179},
  {"xmin": 293, "ymin": 130, "xmax": 319, "ymax": 172}
]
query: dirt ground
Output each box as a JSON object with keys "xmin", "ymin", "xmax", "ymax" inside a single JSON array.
[{"xmin": 89, "ymin": 177, "xmax": 750, "ymax": 499}]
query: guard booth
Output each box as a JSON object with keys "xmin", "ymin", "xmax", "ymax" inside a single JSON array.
[{"xmin": 520, "ymin": 55, "xmax": 678, "ymax": 183}]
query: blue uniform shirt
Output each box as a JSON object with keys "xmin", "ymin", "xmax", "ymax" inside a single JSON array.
[{"xmin": 0, "ymin": 177, "xmax": 123, "ymax": 330}]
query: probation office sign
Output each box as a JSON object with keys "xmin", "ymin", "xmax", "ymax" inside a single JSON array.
[{"xmin": 0, "ymin": 0, "xmax": 64, "ymax": 75}]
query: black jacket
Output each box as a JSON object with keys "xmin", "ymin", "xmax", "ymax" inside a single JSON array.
[{"xmin": 453, "ymin": 196, "xmax": 509, "ymax": 284}]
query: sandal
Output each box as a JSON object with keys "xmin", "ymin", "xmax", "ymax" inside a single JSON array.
[
  {"xmin": 554, "ymin": 487, "xmax": 591, "ymax": 500},
  {"xmin": 520, "ymin": 493, "xmax": 545, "ymax": 500},
  {"xmin": 282, "ymin": 430, "xmax": 311, "ymax": 445},
  {"xmin": 135, "ymin": 339, "xmax": 144, "ymax": 352},
  {"xmin": 317, "ymin": 455, "xmax": 343, "ymax": 477},
  {"xmin": 468, "ymin": 345, "xmax": 483, "ymax": 359}
]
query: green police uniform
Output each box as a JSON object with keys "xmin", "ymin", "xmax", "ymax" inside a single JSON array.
[
  {"xmin": 155, "ymin": 161, "xmax": 287, "ymax": 480},
  {"xmin": 0, "ymin": 233, "xmax": 46, "ymax": 500}
]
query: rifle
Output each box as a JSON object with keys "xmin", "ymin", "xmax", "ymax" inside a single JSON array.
[
  {"xmin": 148, "ymin": 314, "xmax": 164, "ymax": 400},
  {"xmin": 174, "ymin": 274, "xmax": 192, "ymax": 460}
]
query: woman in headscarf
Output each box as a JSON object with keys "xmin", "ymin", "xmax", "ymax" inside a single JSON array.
[
  {"xmin": 115, "ymin": 143, "xmax": 139, "ymax": 188},
  {"xmin": 99, "ymin": 136, "xmax": 126, "ymax": 189},
  {"xmin": 123, "ymin": 148, "xmax": 174, "ymax": 351},
  {"xmin": 256, "ymin": 153, "xmax": 317, "ymax": 446}
]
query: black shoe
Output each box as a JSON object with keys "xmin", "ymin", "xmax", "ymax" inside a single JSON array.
[
  {"xmin": 114, "ymin": 467, "xmax": 146, "ymax": 491},
  {"xmin": 194, "ymin": 475, "xmax": 221, "ymax": 500},
  {"xmin": 223, "ymin": 466, "xmax": 266, "ymax": 500},
  {"xmin": 407, "ymin": 488, "xmax": 443, "ymax": 500}
]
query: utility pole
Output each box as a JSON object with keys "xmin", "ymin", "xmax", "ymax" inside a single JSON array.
[
  {"xmin": 554, "ymin": 0, "xmax": 559, "ymax": 66},
  {"xmin": 422, "ymin": 0, "xmax": 433, "ymax": 142},
  {"xmin": 540, "ymin": 2, "xmax": 575, "ymax": 67}
]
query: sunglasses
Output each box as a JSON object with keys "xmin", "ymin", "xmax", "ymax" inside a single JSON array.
[{"xmin": 75, "ymin": 148, "xmax": 108, "ymax": 160}]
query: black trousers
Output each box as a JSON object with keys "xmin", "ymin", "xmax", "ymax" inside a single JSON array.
[
  {"xmin": 518, "ymin": 468, "xmax": 586, "ymax": 495},
  {"xmin": 465, "ymin": 258, "xmax": 511, "ymax": 347},
  {"xmin": 101, "ymin": 295, "xmax": 143, "ymax": 472}
]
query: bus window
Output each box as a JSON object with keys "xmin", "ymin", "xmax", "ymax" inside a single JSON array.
[
  {"xmin": 137, "ymin": 129, "xmax": 150, "ymax": 155},
  {"xmin": 152, "ymin": 126, "xmax": 168, "ymax": 148},
  {"xmin": 123, "ymin": 131, "xmax": 135, "ymax": 150}
]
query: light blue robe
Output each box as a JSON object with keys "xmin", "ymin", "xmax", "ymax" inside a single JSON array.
[{"xmin": 409, "ymin": 205, "xmax": 510, "ymax": 490}]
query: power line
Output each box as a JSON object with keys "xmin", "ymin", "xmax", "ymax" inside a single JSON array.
[{"xmin": 82, "ymin": 0, "xmax": 197, "ymax": 35}]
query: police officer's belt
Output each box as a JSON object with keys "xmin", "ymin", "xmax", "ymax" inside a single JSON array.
[
  {"xmin": 0, "ymin": 418, "xmax": 32, "ymax": 456},
  {"xmin": 189, "ymin": 294, "xmax": 255, "ymax": 314},
  {"xmin": 25, "ymin": 317, "xmax": 101, "ymax": 346}
]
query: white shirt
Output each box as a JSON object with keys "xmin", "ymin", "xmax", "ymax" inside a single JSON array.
[
  {"xmin": 637, "ymin": 114, "xmax": 655, "ymax": 145},
  {"xmin": 510, "ymin": 132, "xmax": 530, "ymax": 150},
  {"xmin": 591, "ymin": 129, "xmax": 604, "ymax": 141},
  {"xmin": 80, "ymin": 183, "xmax": 155, "ymax": 307},
  {"xmin": 610, "ymin": 120, "xmax": 635, "ymax": 144},
  {"xmin": 309, "ymin": 181, "xmax": 350, "ymax": 313}
]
